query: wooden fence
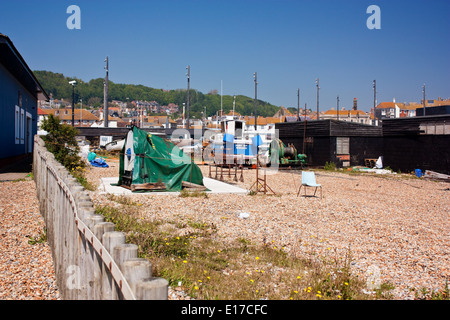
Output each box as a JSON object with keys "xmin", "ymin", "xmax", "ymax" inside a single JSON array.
[{"xmin": 33, "ymin": 135, "xmax": 168, "ymax": 300}]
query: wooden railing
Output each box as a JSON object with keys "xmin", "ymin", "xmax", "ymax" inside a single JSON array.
[{"xmin": 33, "ymin": 135, "xmax": 168, "ymax": 300}]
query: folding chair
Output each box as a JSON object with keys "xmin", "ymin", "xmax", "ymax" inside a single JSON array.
[{"xmin": 297, "ymin": 171, "xmax": 322, "ymax": 199}]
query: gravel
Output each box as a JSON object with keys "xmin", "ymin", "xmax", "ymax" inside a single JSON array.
[
  {"xmin": 87, "ymin": 160, "xmax": 449, "ymax": 300},
  {"xmin": 0, "ymin": 179, "xmax": 60, "ymax": 300},
  {"xmin": 2, "ymin": 157, "xmax": 448, "ymax": 300}
]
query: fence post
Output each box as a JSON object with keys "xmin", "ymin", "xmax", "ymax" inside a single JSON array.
[
  {"xmin": 102, "ymin": 231, "xmax": 126, "ymax": 300},
  {"xmin": 113, "ymin": 244, "xmax": 138, "ymax": 299},
  {"xmin": 86, "ymin": 215, "xmax": 105, "ymax": 300},
  {"xmin": 135, "ymin": 278, "xmax": 169, "ymax": 300},
  {"xmin": 122, "ymin": 258, "xmax": 152, "ymax": 296}
]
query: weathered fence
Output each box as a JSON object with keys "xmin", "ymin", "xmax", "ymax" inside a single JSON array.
[{"xmin": 33, "ymin": 135, "xmax": 168, "ymax": 300}]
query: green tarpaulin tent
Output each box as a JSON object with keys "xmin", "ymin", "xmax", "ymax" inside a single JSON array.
[{"xmin": 118, "ymin": 126, "xmax": 204, "ymax": 192}]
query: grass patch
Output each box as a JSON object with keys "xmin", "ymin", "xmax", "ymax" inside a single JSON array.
[
  {"xmin": 324, "ymin": 162, "xmax": 336, "ymax": 171},
  {"xmin": 27, "ymin": 227, "xmax": 47, "ymax": 245},
  {"xmin": 94, "ymin": 201, "xmax": 399, "ymax": 300},
  {"xmin": 179, "ymin": 189, "xmax": 208, "ymax": 198}
]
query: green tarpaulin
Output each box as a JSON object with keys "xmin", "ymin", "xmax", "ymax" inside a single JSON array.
[{"xmin": 118, "ymin": 126, "xmax": 204, "ymax": 191}]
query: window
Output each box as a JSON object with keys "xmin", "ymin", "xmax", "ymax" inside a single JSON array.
[
  {"xmin": 20, "ymin": 108, "xmax": 25, "ymax": 144},
  {"xmin": 15, "ymin": 106, "xmax": 20, "ymax": 144},
  {"xmin": 336, "ymin": 137, "xmax": 349, "ymax": 154}
]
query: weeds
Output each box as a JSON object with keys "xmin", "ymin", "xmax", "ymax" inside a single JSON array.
[
  {"xmin": 94, "ymin": 200, "xmax": 397, "ymax": 300},
  {"xmin": 28, "ymin": 227, "xmax": 47, "ymax": 245},
  {"xmin": 411, "ymin": 281, "xmax": 449, "ymax": 300},
  {"xmin": 179, "ymin": 189, "xmax": 208, "ymax": 198},
  {"xmin": 324, "ymin": 162, "xmax": 336, "ymax": 171}
]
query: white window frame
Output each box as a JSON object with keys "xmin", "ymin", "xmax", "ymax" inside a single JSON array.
[
  {"xmin": 336, "ymin": 137, "xmax": 350, "ymax": 154},
  {"xmin": 20, "ymin": 108, "xmax": 25, "ymax": 144},
  {"xmin": 15, "ymin": 105, "xmax": 20, "ymax": 144}
]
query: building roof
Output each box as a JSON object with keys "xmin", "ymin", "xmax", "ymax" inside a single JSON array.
[
  {"xmin": 273, "ymin": 106, "xmax": 292, "ymax": 118},
  {"xmin": 43, "ymin": 108, "xmax": 99, "ymax": 121},
  {"xmin": 0, "ymin": 34, "xmax": 49, "ymax": 101},
  {"xmin": 245, "ymin": 117, "xmax": 268, "ymax": 126},
  {"xmin": 324, "ymin": 109, "xmax": 369, "ymax": 116}
]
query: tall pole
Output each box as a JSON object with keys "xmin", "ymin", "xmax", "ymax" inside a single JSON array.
[
  {"xmin": 297, "ymin": 88, "xmax": 300, "ymax": 121},
  {"xmin": 186, "ymin": 65, "xmax": 190, "ymax": 129},
  {"xmin": 220, "ymin": 80, "xmax": 223, "ymax": 117},
  {"xmin": 254, "ymin": 72, "xmax": 258, "ymax": 130},
  {"xmin": 422, "ymin": 84, "xmax": 426, "ymax": 116},
  {"xmin": 104, "ymin": 56, "xmax": 109, "ymax": 128},
  {"xmin": 233, "ymin": 95, "xmax": 236, "ymax": 117},
  {"xmin": 71, "ymin": 85, "xmax": 75, "ymax": 127},
  {"xmin": 373, "ymin": 80, "xmax": 377, "ymax": 123},
  {"xmin": 316, "ymin": 78, "xmax": 320, "ymax": 120},
  {"xmin": 337, "ymin": 95, "xmax": 340, "ymax": 121}
]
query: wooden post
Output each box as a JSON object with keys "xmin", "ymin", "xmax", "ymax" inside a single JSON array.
[
  {"xmin": 135, "ymin": 278, "xmax": 169, "ymax": 300},
  {"xmin": 87, "ymin": 215, "xmax": 105, "ymax": 299},
  {"xmin": 122, "ymin": 258, "xmax": 152, "ymax": 296},
  {"xmin": 113, "ymin": 244, "xmax": 138, "ymax": 299},
  {"xmin": 102, "ymin": 231, "xmax": 125, "ymax": 300}
]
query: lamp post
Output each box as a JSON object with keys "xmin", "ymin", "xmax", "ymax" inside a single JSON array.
[
  {"xmin": 186, "ymin": 65, "xmax": 190, "ymax": 130},
  {"xmin": 80, "ymin": 98, "xmax": 83, "ymax": 127},
  {"xmin": 422, "ymin": 84, "xmax": 426, "ymax": 116},
  {"xmin": 337, "ymin": 95, "xmax": 340, "ymax": 121},
  {"xmin": 316, "ymin": 78, "xmax": 320, "ymax": 120},
  {"xmin": 69, "ymin": 80, "xmax": 77, "ymax": 127},
  {"xmin": 104, "ymin": 56, "xmax": 109, "ymax": 128},
  {"xmin": 182, "ymin": 103, "xmax": 186, "ymax": 128},
  {"xmin": 373, "ymin": 80, "xmax": 377, "ymax": 123},
  {"xmin": 297, "ymin": 88, "xmax": 300, "ymax": 121},
  {"xmin": 253, "ymin": 72, "xmax": 258, "ymax": 130}
]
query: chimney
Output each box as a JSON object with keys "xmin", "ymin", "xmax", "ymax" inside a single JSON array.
[{"xmin": 353, "ymin": 98, "xmax": 358, "ymax": 110}]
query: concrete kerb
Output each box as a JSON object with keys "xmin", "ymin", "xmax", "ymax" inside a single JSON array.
[{"xmin": 98, "ymin": 177, "xmax": 249, "ymax": 195}]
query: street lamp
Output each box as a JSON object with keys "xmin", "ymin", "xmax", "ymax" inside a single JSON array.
[{"xmin": 69, "ymin": 80, "xmax": 77, "ymax": 127}]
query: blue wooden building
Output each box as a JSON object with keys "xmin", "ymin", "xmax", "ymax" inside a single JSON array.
[{"xmin": 0, "ymin": 34, "xmax": 48, "ymax": 161}]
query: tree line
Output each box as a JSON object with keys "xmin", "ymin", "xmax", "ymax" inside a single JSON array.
[{"xmin": 34, "ymin": 70, "xmax": 281, "ymax": 118}]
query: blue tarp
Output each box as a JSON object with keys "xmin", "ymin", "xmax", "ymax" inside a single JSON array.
[{"xmin": 90, "ymin": 157, "xmax": 109, "ymax": 168}]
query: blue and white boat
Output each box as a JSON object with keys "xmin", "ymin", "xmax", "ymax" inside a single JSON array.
[{"xmin": 208, "ymin": 119, "xmax": 270, "ymax": 165}]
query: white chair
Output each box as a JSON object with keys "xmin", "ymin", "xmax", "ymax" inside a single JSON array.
[{"xmin": 297, "ymin": 171, "xmax": 322, "ymax": 199}]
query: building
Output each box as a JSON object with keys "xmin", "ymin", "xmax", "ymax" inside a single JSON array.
[
  {"xmin": 0, "ymin": 34, "xmax": 49, "ymax": 160},
  {"xmin": 416, "ymin": 105, "xmax": 450, "ymax": 116},
  {"xmin": 322, "ymin": 109, "xmax": 372, "ymax": 125},
  {"xmin": 375, "ymin": 100, "xmax": 420, "ymax": 120},
  {"xmin": 38, "ymin": 108, "xmax": 99, "ymax": 128},
  {"xmin": 382, "ymin": 115, "xmax": 450, "ymax": 175},
  {"xmin": 276, "ymin": 120, "xmax": 383, "ymax": 168}
]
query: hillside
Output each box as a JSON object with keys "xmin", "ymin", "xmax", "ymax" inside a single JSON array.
[{"xmin": 34, "ymin": 70, "xmax": 281, "ymax": 118}]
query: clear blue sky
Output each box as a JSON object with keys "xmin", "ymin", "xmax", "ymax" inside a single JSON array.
[{"xmin": 1, "ymin": 0, "xmax": 449, "ymax": 112}]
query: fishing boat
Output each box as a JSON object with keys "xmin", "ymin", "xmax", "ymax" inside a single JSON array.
[
  {"xmin": 208, "ymin": 119, "xmax": 271, "ymax": 165},
  {"xmin": 105, "ymin": 139, "xmax": 125, "ymax": 152}
]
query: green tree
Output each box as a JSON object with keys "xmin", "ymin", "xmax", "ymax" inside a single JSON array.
[{"xmin": 40, "ymin": 114, "xmax": 83, "ymax": 171}]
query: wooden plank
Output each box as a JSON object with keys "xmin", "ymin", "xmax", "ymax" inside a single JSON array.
[
  {"xmin": 182, "ymin": 181, "xmax": 207, "ymax": 191},
  {"xmin": 130, "ymin": 182, "xmax": 166, "ymax": 191}
]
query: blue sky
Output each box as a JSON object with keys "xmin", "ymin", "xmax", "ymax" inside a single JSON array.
[{"xmin": 1, "ymin": 0, "xmax": 449, "ymax": 112}]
